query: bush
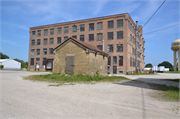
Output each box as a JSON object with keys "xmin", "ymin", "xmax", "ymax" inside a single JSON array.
[
  {"xmin": 96, "ymin": 70, "xmax": 100, "ymax": 77},
  {"xmin": 0, "ymin": 65, "xmax": 4, "ymax": 69}
]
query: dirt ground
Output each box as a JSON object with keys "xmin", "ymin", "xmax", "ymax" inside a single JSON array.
[{"xmin": 0, "ymin": 70, "xmax": 179, "ymax": 119}]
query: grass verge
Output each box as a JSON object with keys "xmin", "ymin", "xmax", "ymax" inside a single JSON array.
[
  {"xmin": 126, "ymin": 72, "xmax": 156, "ymax": 75},
  {"xmin": 164, "ymin": 71, "xmax": 180, "ymax": 73},
  {"xmin": 24, "ymin": 73, "xmax": 130, "ymax": 84}
]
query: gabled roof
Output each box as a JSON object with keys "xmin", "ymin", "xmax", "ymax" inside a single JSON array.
[
  {"xmin": 54, "ymin": 37, "xmax": 108, "ymax": 55},
  {"xmin": 0, "ymin": 59, "xmax": 10, "ymax": 62}
]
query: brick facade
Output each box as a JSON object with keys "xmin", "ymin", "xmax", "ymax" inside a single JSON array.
[{"xmin": 28, "ymin": 13, "xmax": 145, "ymax": 74}]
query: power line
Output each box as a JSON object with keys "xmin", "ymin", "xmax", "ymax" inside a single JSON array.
[
  {"xmin": 143, "ymin": 23, "xmax": 180, "ymax": 34},
  {"xmin": 142, "ymin": 0, "xmax": 166, "ymax": 28}
]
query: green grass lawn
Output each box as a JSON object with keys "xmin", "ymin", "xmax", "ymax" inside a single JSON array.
[
  {"xmin": 24, "ymin": 73, "xmax": 130, "ymax": 84},
  {"xmin": 164, "ymin": 71, "xmax": 180, "ymax": 73},
  {"xmin": 147, "ymin": 83, "xmax": 179, "ymax": 101},
  {"xmin": 126, "ymin": 72, "xmax": 156, "ymax": 75}
]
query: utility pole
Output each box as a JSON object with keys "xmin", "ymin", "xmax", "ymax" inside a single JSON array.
[{"xmin": 135, "ymin": 21, "xmax": 138, "ymax": 73}]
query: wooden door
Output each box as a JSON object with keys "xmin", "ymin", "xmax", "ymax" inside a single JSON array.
[{"xmin": 66, "ymin": 56, "xmax": 74, "ymax": 73}]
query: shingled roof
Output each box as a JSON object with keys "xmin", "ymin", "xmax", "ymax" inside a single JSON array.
[{"xmin": 54, "ymin": 37, "xmax": 108, "ymax": 55}]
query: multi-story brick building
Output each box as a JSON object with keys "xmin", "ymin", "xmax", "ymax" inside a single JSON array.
[{"xmin": 28, "ymin": 13, "xmax": 145, "ymax": 74}]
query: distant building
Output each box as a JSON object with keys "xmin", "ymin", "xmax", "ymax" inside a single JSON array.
[
  {"xmin": 53, "ymin": 37, "xmax": 108, "ymax": 76},
  {"xmin": 28, "ymin": 13, "xmax": 145, "ymax": 74},
  {"xmin": 0, "ymin": 59, "xmax": 21, "ymax": 69}
]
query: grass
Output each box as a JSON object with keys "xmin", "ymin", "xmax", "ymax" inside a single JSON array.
[
  {"xmin": 24, "ymin": 73, "xmax": 130, "ymax": 84},
  {"xmin": 126, "ymin": 72, "xmax": 156, "ymax": 75},
  {"xmin": 147, "ymin": 83, "xmax": 179, "ymax": 101},
  {"xmin": 164, "ymin": 71, "xmax": 180, "ymax": 73}
]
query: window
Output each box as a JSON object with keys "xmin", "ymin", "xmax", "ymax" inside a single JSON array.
[
  {"xmin": 130, "ymin": 57, "xmax": 132, "ymax": 67},
  {"xmin": 80, "ymin": 35, "xmax": 84, "ymax": 41},
  {"xmin": 117, "ymin": 31, "xmax": 123, "ymax": 39},
  {"xmin": 36, "ymin": 49, "xmax": 40, "ymax": 55},
  {"xmin": 97, "ymin": 33, "xmax": 103, "ymax": 41},
  {"xmin": 36, "ymin": 58, "xmax": 40, "ymax": 61},
  {"xmin": 72, "ymin": 35, "xmax": 77, "ymax": 39},
  {"xmin": 64, "ymin": 26, "xmax": 68, "ymax": 33},
  {"xmin": 57, "ymin": 37, "xmax": 61, "ymax": 44},
  {"xmin": 43, "ymin": 48, "xmax": 47, "ymax": 55},
  {"xmin": 130, "ymin": 34, "xmax": 132, "ymax": 42},
  {"xmin": 31, "ymin": 49, "xmax": 35, "ymax": 55},
  {"xmin": 97, "ymin": 45, "xmax": 102, "ymax": 50},
  {"xmin": 44, "ymin": 38, "xmax": 47, "ymax": 45},
  {"xmin": 57, "ymin": 27, "xmax": 62, "ymax": 34},
  {"xmin": 64, "ymin": 36, "xmax": 68, "ymax": 41},
  {"xmin": 89, "ymin": 34, "xmax": 94, "ymax": 41},
  {"xmin": 32, "ymin": 31, "xmax": 35, "ymax": 37},
  {"xmin": 50, "ymin": 28, "xmax": 54, "ymax": 35},
  {"xmin": 37, "ymin": 39, "xmax": 41, "ymax": 45},
  {"xmin": 117, "ymin": 44, "xmax": 123, "ymax": 52},
  {"xmin": 108, "ymin": 32, "xmax": 113, "ymax": 40},
  {"xmin": 31, "ymin": 40, "xmax": 35, "ymax": 46},
  {"xmin": 107, "ymin": 45, "xmax": 113, "ymax": 52},
  {"xmin": 117, "ymin": 19, "xmax": 123, "ymax": 27},
  {"xmin": 44, "ymin": 29, "xmax": 48, "ymax": 36},
  {"xmin": 43, "ymin": 58, "xmax": 47, "ymax": 65},
  {"xmin": 30, "ymin": 58, "xmax": 34, "ymax": 65},
  {"xmin": 113, "ymin": 56, "xmax": 117, "ymax": 64},
  {"xmin": 108, "ymin": 56, "xmax": 111, "ymax": 65},
  {"xmin": 37, "ymin": 30, "xmax": 41, "ymax": 36},
  {"xmin": 89, "ymin": 23, "xmax": 94, "ymax": 31},
  {"xmin": 119, "ymin": 56, "xmax": 123, "ymax": 66},
  {"xmin": 108, "ymin": 21, "xmax": 114, "ymax": 28},
  {"xmin": 80, "ymin": 24, "xmax": 85, "ymax": 31},
  {"xmin": 49, "ymin": 38, "xmax": 54, "ymax": 45},
  {"xmin": 49, "ymin": 48, "xmax": 53, "ymax": 54},
  {"xmin": 72, "ymin": 25, "xmax": 77, "ymax": 32},
  {"xmin": 119, "ymin": 71, "xmax": 123, "ymax": 73},
  {"xmin": 97, "ymin": 22, "xmax": 103, "ymax": 30}
]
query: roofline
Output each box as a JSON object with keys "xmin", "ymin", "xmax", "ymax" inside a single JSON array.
[
  {"xmin": 30, "ymin": 13, "xmax": 128, "ymax": 30},
  {"xmin": 54, "ymin": 37, "xmax": 109, "ymax": 56},
  {"xmin": 0, "ymin": 59, "xmax": 21, "ymax": 63}
]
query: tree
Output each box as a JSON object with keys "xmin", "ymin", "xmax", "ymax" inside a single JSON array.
[
  {"xmin": 13, "ymin": 58, "xmax": 28, "ymax": 68},
  {"xmin": 158, "ymin": 61, "xmax": 173, "ymax": 71},
  {"xmin": 0, "ymin": 52, "xmax": 9, "ymax": 59},
  {"xmin": 145, "ymin": 63, "xmax": 153, "ymax": 68}
]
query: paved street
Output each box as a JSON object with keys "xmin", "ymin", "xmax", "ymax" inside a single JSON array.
[{"xmin": 0, "ymin": 70, "xmax": 179, "ymax": 119}]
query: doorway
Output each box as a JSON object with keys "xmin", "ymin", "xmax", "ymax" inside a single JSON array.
[
  {"xmin": 113, "ymin": 66, "xmax": 117, "ymax": 74},
  {"xmin": 66, "ymin": 56, "xmax": 74, "ymax": 73}
]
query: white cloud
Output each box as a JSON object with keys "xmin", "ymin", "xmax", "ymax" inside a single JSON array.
[{"xmin": 1, "ymin": 39, "xmax": 24, "ymax": 47}]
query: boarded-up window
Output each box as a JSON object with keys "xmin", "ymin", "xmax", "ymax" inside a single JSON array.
[
  {"xmin": 119, "ymin": 56, "xmax": 123, "ymax": 66},
  {"xmin": 97, "ymin": 33, "xmax": 103, "ymax": 41}
]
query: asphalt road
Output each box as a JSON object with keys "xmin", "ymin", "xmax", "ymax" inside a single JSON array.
[{"xmin": 0, "ymin": 70, "xmax": 179, "ymax": 119}]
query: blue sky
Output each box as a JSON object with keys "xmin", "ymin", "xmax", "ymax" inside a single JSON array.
[{"xmin": 0, "ymin": 0, "xmax": 179, "ymax": 66}]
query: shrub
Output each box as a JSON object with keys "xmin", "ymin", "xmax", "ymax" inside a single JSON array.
[
  {"xmin": 0, "ymin": 65, "xmax": 4, "ymax": 69},
  {"xmin": 96, "ymin": 70, "xmax": 100, "ymax": 77}
]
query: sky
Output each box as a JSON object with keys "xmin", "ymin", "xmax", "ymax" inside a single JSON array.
[{"xmin": 0, "ymin": 0, "xmax": 179, "ymax": 66}]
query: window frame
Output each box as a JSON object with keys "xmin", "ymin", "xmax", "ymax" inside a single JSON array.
[
  {"xmin": 36, "ymin": 49, "xmax": 40, "ymax": 55},
  {"xmin": 97, "ymin": 33, "xmax": 103, "ymax": 41},
  {"xmin": 113, "ymin": 56, "xmax": 117, "ymax": 64},
  {"xmin": 117, "ymin": 31, "xmax": 123, "ymax": 39},
  {"xmin": 44, "ymin": 29, "xmax": 48, "ymax": 36},
  {"xmin": 117, "ymin": 19, "xmax": 123, "ymax": 27},
  {"xmin": 57, "ymin": 37, "xmax": 61, "ymax": 44},
  {"xmin": 89, "ymin": 23, "xmax": 94, "ymax": 31},
  {"xmin": 49, "ymin": 48, "xmax": 53, "ymax": 54},
  {"xmin": 37, "ymin": 30, "xmax": 41, "ymax": 36},
  {"xmin": 43, "ymin": 38, "xmax": 48, "ymax": 45},
  {"xmin": 89, "ymin": 34, "xmax": 94, "ymax": 41},
  {"xmin": 57, "ymin": 27, "xmax": 62, "ymax": 34},
  {"xmin": 31, "ymin": 40, "xmax": 35, "ymax": 46},
  {"xmin": 117, "ymin": 44, "xmax": 123, "ymax": 52},
  {"xmin": 64, "ymin": 26, "xmax": 69, "ymax": 34},
  {"xmin": 108, "ymin": 21, "xmax": 114, "ymax": 29},
  {"xmin": 107, "ymin": 32, "xmax": 113, "ymax": 40},
  {"xmin": 43, "ymin": 48, "xmax": 47, "ymax": 55},
  {"xmin": 107, "ymin": 45, "xmax": 113, "ymax": 52},
  {"xmin": 50, "ymin": 28, "xmax": 54, "ymax": 35},
  {"xmin": 97, "ymin": 22, "xmax": 103, "ymax": 30},
  {"xmin": 49, "ymin": 38, "xmax": 54, "ymax": 45},
  {"xmin": 80, "ymin": 35, "xmax": 84, "ymax": 41},
  {"xmin": 37, "ymin": 39, "xmax": 41, "ymax": 45}
]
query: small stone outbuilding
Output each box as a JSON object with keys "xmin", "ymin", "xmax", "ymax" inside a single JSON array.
[{"xmin": 53, "ymin": 37, "xmax": 108, "ymax": 76}]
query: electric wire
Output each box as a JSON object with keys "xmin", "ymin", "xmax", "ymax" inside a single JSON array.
[{"xmin": 143, "ymin": 23, "xmax": 180, "ymax": 34}]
